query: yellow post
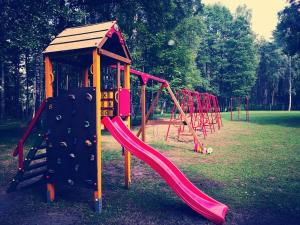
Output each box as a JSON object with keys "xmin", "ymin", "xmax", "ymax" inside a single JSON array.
[
  {"xmin": 93, "ymin": 49, "xmax": 102, "ymax": 212},
  {"xmin": 44, "ymin": 55, "xmax": 54, "ymax": 99},
  {"xmin": 44, "ymin": 55, "xmax": 55, "ymax": 202},
  {"xmin": 124, "ymin": 64, "xmax": 131, "ymax": 188},
  {"xmin": 83, "ymin": 67, "xmax": 89, "ymax": 87}
]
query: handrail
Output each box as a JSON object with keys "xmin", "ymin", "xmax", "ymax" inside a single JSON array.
[
  {"xmin": 12, "ymin": 100, "xmax": 47, "ymax": 169},
  {"xmin": 111, "ymin": 65, "xmax": 168, "ymax": 85}
]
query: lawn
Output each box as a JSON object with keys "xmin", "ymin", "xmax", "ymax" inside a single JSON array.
[{"xmin": 0, "ymin": 111, "xmax": 299, "ymax": 225}]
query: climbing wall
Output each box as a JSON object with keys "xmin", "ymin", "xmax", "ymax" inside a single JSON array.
[{"xmin": 46, "ymin": 87, "xmax": 97, "ymax": 187}]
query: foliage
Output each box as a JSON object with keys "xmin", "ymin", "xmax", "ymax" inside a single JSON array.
[
  {"xmin": 275, "ymin": 0, "xmax": 300, "ymax": 56},
  {"xmin": 197, "ymin": 4, "xmax": 258, "ymax": 105},
  {"xmin": 0, "ymin": 0, "xmax": 300, "ymax": 121}
]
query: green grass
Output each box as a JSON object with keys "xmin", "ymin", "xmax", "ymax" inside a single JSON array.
[{"xmin": 0, "ymin": 111, "xmax": 300, "ymax": 225}]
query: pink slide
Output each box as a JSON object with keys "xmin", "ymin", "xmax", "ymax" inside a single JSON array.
[{"xmin": 102, "ymin": 116, "xmax": 228, "ymax": 224}]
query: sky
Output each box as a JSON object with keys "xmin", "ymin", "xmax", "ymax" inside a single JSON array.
[{"xmin": 202, "ymin": 0, "xmax": 288, "ymax": 40}]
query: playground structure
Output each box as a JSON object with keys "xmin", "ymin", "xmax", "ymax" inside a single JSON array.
[
  {"xmin": 230, "ymin": 96, "xmax": 250, "ymax": 121},
  {"xmin": 166, "ymin": 89, "xmax": 222, "ymax": 145},
  {"xmin": 7, "ymin": 21, "xmax": 228, "ymax": 224}
]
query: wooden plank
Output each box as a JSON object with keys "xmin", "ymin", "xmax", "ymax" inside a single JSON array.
[
  {"xmin": 98, "ymin": 36, "xmax": 108, "ymax": 48},
  {"xmin": 83, "ymin": 67, "xmax": 89, "ymax": 87},
  {"xmin": 166, "ymin": 85, "xmax": 202, "ymax": 149},
  {"xmin": 57, "ymin": 21, "xmax": 115, "ymax": 37},
  {"xmin": 124, "ymin": 64, "xmax": 131, "ymax": 189},
  {"xmin": 99, "ymin": 49, "xmax": 131, "ymax": 64},
  {"xmin": 51, "ymin": 31, "xmax": 106, "ymax": 44},
  {"xmin": 93, "ymin": 49, "xmax": 102, "ymax": 212},
  {"xmin": 44, "ymin": 39, "xmax": 100, "ymax": 53},
  {"xmin": 44, "ymin": 56, "xmax": 53, "ymax": 98}
]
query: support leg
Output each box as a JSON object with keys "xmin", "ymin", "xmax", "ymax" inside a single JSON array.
[
  {"xmin": 46, "ymin": 183, "xmax": 55, "ymax": 203},
  {"xmin": 124, "ymin": 64, "xmax": 131, "ymax": 188}
]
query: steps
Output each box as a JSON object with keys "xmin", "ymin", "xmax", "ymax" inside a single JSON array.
[{"xmin": 7, "ymin": 137, "xmax": 47, "ymax": 192}]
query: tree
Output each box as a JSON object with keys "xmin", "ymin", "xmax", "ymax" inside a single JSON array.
[
  {"xmin": 253, "ymin": 40, "xmax": 288, "ymax": 109},
  {"xmin": 275, "ymin": 0, "xmax": 300, "ymax": 56},
  {"xmin": 197, "ymin": 4, "xmax": 258, "ymax": 108},
  {"xmin": 275, "ymin": 0, "xmax": 300, "ymax": 110}
]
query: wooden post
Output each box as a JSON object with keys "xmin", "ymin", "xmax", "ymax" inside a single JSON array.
[
  {"xmin": 83, "ymin": 67, "xmax": 89, "ymax": 87},
  {"xmin": 166, "ymin": 85, "xmax": 203, "ymax": 152},
  {"xmin": 44, "ymin": 55, "xmax": 55, "ymax": 202},
  {"xmin": 141, "ymin": 84, "xmax": 146, "ymax": 142},
  {"xmin": 44, "ymin": 55, "xmax": 53, "ymax": 99},
  {"xmin": 124, "ymin": 64, "xmax": 131, "ymax": 188},
  {"xmin": 93, "ymin": 49, "xmax": 102, "ymax": 213},
  {"xmin": 137, "ymin": 84, "xmax": 163, "ymax": 137}
]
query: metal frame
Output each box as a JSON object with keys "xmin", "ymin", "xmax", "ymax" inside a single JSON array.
[{"xmin": 230, "ymin": 96, "xmax": 249, "ymax": 122}]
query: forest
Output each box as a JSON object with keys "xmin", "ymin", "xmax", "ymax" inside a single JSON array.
[{"xmin": 0, "ymin": 0, "xmax": 299, "ymax": 121}]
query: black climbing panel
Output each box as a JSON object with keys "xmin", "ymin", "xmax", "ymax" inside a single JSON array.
[{"xmin": 46, "ymin": 87, "xmax": 97, "ymax": 187}]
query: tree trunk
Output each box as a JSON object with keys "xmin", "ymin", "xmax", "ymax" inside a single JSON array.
[
  {"xmin": 271, "ymin": 89, "xmax": 275, "ymax": 111},
  {"xmin": 288, "ymin": 55, "xmax": 292, "ymax": 111},
  {"xmin": 35, "ymin": 54, "xmax": 43, "ymax": 112},
  {"xmin": 25, "ymin": 54, "xmax": 30, "ymax": 118},
  {"xmin": 0, "ymin": 62, "xmax": 4, "ymax": 119},
  {"xmin": 15, "ymin": 60, "xmax": 21, "ymax": 118},
  {"xmin": 161, "ymin": 100, "xmax": 166, "ymax": 115}
]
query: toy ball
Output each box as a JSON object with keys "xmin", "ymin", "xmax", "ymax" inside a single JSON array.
[{"xmin": 207, "ymin": 147, "xmax": 213, "ymax": 154}]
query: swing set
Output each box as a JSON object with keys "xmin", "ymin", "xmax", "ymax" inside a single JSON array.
[
  {"xmin": 165, "ymin": 89, "xmax": 222, "ymax": 145},
  {"xmin": 8, "ymin": 21, "xmax": 228, "ymax": 224}
]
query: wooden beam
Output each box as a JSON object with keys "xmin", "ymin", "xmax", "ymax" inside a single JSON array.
[
  {"xmin": 98, "ymin": 36, "xmax": 108, "ymax": 49},
  {"xmin": 137, "ymin": 84, "xmax": 163, "ymax": 137},
  {"xmin": 124, "ymin": 64, "xmax": 131, "ymax": 189},
  {"xmin": 99, "ymin": 49, "xmax": 131, "ymax": 64},
  {"xmin": 44, "ymin": 55, "xmax": 54, "ymax": 98},
  {"xmin": 83, "ymin": 67, "xmax": 89, "ymax": 87},
  {"xmin": 166, "ymin": 85, "xmax": 202, "ymax": 151},
  {"xmin": 93, "ymin": 49, "xmax": 102, "ymax": 213},
  {"xmin": 44, "ymin": 55, "xmax": 55, "ymax": 203}
]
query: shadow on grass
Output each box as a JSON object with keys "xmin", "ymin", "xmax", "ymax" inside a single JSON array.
[
  {"xmin": 249, "ymin": 112, "xmax": 300, "ymax": 128},
  {"xmin": 222, "ymin": 111, "xmax": 300, "ymax": 128}
]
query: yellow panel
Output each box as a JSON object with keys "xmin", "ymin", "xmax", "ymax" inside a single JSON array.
[
  {"xmin": 51, "ymin": 31, "xmax": 107, "ymax": 44},
  {"xmin": 57, "ymin": 21, "xmax": 115, "ymax": 37},
  {"xmin": 108, "ymin": 91, "xmax": 114, "ymax": 99},
  {"xmin": 102, "ymin": 110, "xmax": 109, "ymax": 116},
  {"xmin": 101, "ymin": 91, "xmax": 108, "ymax": 99},
  {"xmin": 108, "ymin": 100, "xmax": 114, "ymax": 107}
]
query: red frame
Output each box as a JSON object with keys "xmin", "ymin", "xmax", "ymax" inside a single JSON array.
[
  {"xmin": 12, "ymin": 99, "xmax": 47, "ymax": 169},
  {"xmin": 230, "ymin": 96, "xmax": 249, "ymax": 121}
]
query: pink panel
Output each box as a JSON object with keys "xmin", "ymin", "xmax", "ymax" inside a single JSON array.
[{"xmin": 119, "ymin": 88, "xmax": 130, "ymax": 116}]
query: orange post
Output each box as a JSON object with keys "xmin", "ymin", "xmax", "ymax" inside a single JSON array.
[
  {"xmin": 44, "ymin": 55, "xmax": 54, "ymax": 99},
  {"xmin": 44, "ymin": 55, "xmax": 55, "ymax": 202},
  {"xmin": 124, "ymin": 64, "xmax": 131, "ymax": 188},
  {"xmin": 83, "ymin": 67, "xmax": 89, "ymax": 87},
  {"xmin": 93, "ymin": 49, "xmax": 102, "ymax": 212}
]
